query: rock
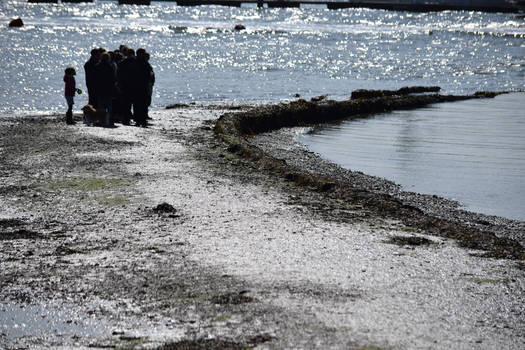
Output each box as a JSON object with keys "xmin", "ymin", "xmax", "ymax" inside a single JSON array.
[
  {"xmin": 284, "ymin": 173, "xmax": 299, "ymax": 181},
  {"xmin": 152, "ymin": 202, "xmax": 177, "ymax": 214},
  {"xmin": 387, "ymin": 235, "xmax": 433, "ymax": 246},
  {"xmin": 311, "ymin": 94, "xmax": 328, "ymax": 102},
  {"xmin": 165, "ymin": 103, "xmax": 189, "ymax": 109},
  {"xmin": 227, "ymin": 143, "xmax": 242, "ymax": 154},
  {"xmin": 351, "ymin": 86, "xmax": 441, "ymax": 99},
  {"xmin": 8, "ymin": 18, "xmax": 23, "ymax": 28},
  {"xmin": 234, "ymin": 24, "xmax": 246, "ymax": 31},
  {"xmin": 211, "ymin": 291, "xmax": 254, "ymax": 305},
  {"xmin": 474, "ymin": 91, "xmax": 498, "ymax": 98},
  {"xmin": 320, "ymin": 182, "xmax": 336, "ymax": 192}
]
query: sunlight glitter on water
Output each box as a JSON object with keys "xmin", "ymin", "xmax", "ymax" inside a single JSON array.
[{"xmin": 0, "ymin": 1, "xmax": 524, "ymax": 116}]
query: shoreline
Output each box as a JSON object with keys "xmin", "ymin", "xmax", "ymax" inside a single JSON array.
[
  {"xmin": 1, "ymin": 103, "xmax": 524, "ymax": 348},
  {"xmin": 213, "ymin": 91, "xmax": 525, "ymax": 260}
]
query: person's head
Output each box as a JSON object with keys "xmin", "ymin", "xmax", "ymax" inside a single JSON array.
[
  {"xmin": 144, "ymin": 52, "xmax": 150, "ymax": 62},
  {"xmin": 136, "ymin": 48, "xmax": 146, "ymax": 59},
  {"xmin": 90, "ymin": 48, "xmax": 101, "ymax": 60},
  {"xmin": 65, "ymin": 67, "xmax": 76, "ymax": 76},
  {"xmin": 100, "ymin": 52, "xmax": 110, "ymax": 63},
  {"xmin": 113, "ymin": 51, "xmax": 124, "ymax": 63},
  {"xmin": 126, "ymin": 48, "xmax": 135, "ymax": 57}
]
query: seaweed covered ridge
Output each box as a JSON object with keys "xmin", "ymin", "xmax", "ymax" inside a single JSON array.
[{"xmin": 214, "ymin": 87, "xmax": 525, "ymax": 261}]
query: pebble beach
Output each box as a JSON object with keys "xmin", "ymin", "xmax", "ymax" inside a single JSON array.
[{"xmin": 1, "ymin": 104, "xmax": 524, "ymax": 349}]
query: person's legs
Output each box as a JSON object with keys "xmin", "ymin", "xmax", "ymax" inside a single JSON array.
[
  {"xmin": 133, "ymin": 97, "xmax": 147, "ymax": 127},
  {"xmin": 106, "ymin": 101, "xmax": 114, "ymax": 127},
  {"xmin": 97, "ymin": 95, "xmax": 114, "ymax": 127},
  {"xmin": 121, "ymin": 91, "xmax": 132, "ymax": 125},
  {"xmin": 146, "ymin": 84, "xmax": 152, "ymax": 120},
  {"xmin": 65, "ymin": 96, "xmax": 74, "ymax": 125},
  {"xmin": 112, "ymin": 95, "xmax": 122, "ymax": 123},
  {"xmin": 87, "ymin": 88, "xmax": 97, "ymax": 107}
]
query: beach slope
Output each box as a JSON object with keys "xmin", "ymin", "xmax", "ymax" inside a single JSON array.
[{"xmin": 0, "ymin": 107, "xmax": 524, "ymax": 349}]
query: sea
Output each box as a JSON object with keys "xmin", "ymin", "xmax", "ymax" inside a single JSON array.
[{"xmin": 0, "ymin": 0, "xmax": 524, "ymax": 220}]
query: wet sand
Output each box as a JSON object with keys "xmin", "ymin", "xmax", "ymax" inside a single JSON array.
[{"xmin": 1, "ymin": 107, "xmax": 524, "ymax": 349}]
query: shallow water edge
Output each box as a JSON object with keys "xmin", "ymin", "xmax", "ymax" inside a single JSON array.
[
  {"xmin": 214, "ymin": 90, "xmax": 525, "ymax": 259},
  {"xmin": 297, "ymin": 92, "xmax": 525, "ymax": 221}
]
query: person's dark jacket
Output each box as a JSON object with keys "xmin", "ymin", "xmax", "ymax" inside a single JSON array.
[
  {"xmin": 95, "ymin": 61, "xmax": 117, "ymax": 97},
  {"xmin": 63, "ymin": 75, "xmax": 76, "ymax": 97},
  {"xmin": 146, "ymin": 61, "xmax": 155, "ymax": 87},
  {"xmin": 83, "ymin": 58, "xmax": 98, "ymax": 91},
  {"xmin": 117, "ymin": 56, "xmax": 136, "ymax": 94},
  {"xmin": 130, "ymin": 58, "xmax": 151, "ymax": 100}
]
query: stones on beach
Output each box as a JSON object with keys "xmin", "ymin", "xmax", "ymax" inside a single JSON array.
[
  {"xmin": 386, "ymin": 235, "xmax": 434, "ymax": 247},
  {"xmin": 159, "ymin": 338, "xmax": 260, "ymax": 350},
  {"xmin": 284, "ymin": 172, "xmax": 299, "ymax": 181},
  {"xmin": 474, "ymin": 91, "xmax": 499, "ymax": 98},
  {"xmin": 234, "ymin": 24, "xmax": 246, "ymax": 31},
  {"xmin": 165, "ymin": 103, "xmax": 190, "ymax": 109},
  {"xmin": 311, "ymin": 94, "xmax": 328, "ymax": 102},
  {"xmin": 227, "ymin": 143, "xmax": 242, "ymax": 154},
  {"xmin": 351, "ymin": 86, "xmax": 441, "ymax": 99},
  {"xmin": 8, "ymin": 18, "xmax": 23, "ymax": 28},
  {"xmin": 152, "ymin": 202, "xmax": 177, "ymax": 214},
  {"xmin": 319, "ymin": 182, "xmax": 336, "ymax": 192},
  {"xmin": 210, "ymin": 291, "xmax": 254, "ymax": 305},
  {"xmin": 1, "ymin": 229, "xmax": 42, "ymax": 241}
]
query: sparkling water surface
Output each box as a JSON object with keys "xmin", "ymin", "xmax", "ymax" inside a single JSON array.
[
  {"xmin": 0, "ymin": 0, "xmax": 524, "ymax": 115},
  {"xmin": 1, "ymin": 1, "xmax": 524, "ymax": 220}
]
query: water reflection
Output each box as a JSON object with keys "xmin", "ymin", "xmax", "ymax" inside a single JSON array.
[
  {"xmin": 0, "ymin": 301, "xmax": 107, "ymax": 340},
  {"xmin": 298, "ymin": 93, "xmax": 525, "ymax": 221}
]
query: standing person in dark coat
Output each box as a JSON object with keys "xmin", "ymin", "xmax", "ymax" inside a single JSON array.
[
  {"xmin": 110, "ymin": 50, "xmax": 124, "ymax": 122},
  {"xmin": 117, "ymin": 47, "xmax": 136, "ymax": 125},
  {"xmin": 63, "ymin": 67, "xmax": 77, "ymax": 125},
  {"xmin": 95, "ymin": 52, "xmax": 116, "ymax": 127},
  {"xmin": 83, "ymin": 48, "xmax": 101, "ymax": 107},
  {"xmin": 133, "ymin": 48, "xmax": 152, "ymax": 127},
  {"xmin": 144, "ymin": 51, "xmax": 155, "ymax": 120}
]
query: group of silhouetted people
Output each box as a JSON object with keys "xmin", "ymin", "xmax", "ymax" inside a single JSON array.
[
  {"xmin": 64, "ymin": 45, "xmax": 155, "ymax": 127},
  {"xmin": 84, "ymin": 46, "xmax": 155, "ymax": 127}
]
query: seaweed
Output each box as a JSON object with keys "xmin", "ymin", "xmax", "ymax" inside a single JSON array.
[{"xmin": 213, "ymin": 88, "xmax": 525, "ymax": 260}]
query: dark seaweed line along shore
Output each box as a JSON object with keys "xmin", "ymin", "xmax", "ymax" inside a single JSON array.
[{"xmin": 214, "ymin": 88, "xmax": 525, "ymax": 261}]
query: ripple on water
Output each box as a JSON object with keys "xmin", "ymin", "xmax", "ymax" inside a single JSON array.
[
  {"xmin": 298, "ymin": 93, "xmax": 525, "ymax": 221},
  {"xmin": 1, "ymin": 2, "xmax": 524, "ymax": 115}
]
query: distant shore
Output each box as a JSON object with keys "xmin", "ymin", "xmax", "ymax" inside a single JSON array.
[{"xmin": 152, "ymin": 0, "xmax": 520, "ymax": 13}]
